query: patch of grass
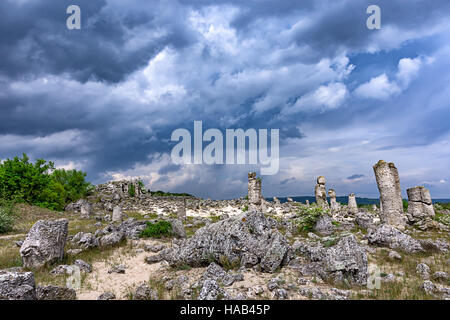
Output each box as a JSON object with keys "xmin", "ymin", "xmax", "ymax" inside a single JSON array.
[
  {"xmin": 218, "ymin": 255, "xmax": 241, "ymax": 271},
  {"xmin": 0, "ymin": 199, "xmax": 17, "ymax": 234},
  {"xmin": 140, "ymin": 221, "xmax": 172, "ymax": 238},
  {"xmin": 242, "ymin": 205, "xmax": 248, "ymax": 212}
]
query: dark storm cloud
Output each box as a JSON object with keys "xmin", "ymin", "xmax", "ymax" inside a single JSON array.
[
  {"xmin": 0, "ymin": 0, "xmax": 195, "ymax": 83},
  {"xmin": 0, "ymin": 0, "xmax": 449, "ymax": 197}
]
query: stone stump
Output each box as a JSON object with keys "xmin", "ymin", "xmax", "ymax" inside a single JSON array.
[{"xmin": 315, "ymin": 176, "xmax": 329, "ymax": 208}]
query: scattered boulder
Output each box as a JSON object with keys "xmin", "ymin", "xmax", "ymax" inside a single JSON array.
[
  {"xmin": 416, "ymin": 263, "xmax": 431, "ymax": 280},
  {"xmin": 160, "ymin": 211, "xmax": 290, "ymax": 273},
  {"xmin": 20, "ymin": 219, "xmax": 69, "ymax": 269},
  {"xmin": 0, "ymin": 271, "xmax": 36, "ymax": 300},
  {"xmin": 72, "ymin": 232, "xmax": 99, "ymax": 249},
  {"xmin": 368, "ymin": 224, "xmax": 424, "ymax": 254},
  {"xmin": 314, "ymin": 214, "xmax": 334, "ymax": 236},
  {"xmin": 133, "ymin": 283, "xmax": 158, "ymax": 300},
  {"xmin": 36, "ymin": 285, "xmax": 76, "ymax": 300},
  {"xmin": 99, "ymin": 231, "xmax": 125, "ymax": 247},
  {"xmin": 170, "ymin": 219, "xmax": 187, "ymax": 238},
  {"xmin": 97, "ymin": 292, "xmax": 116, "ymax": 300},
  {"xmin": 201, "ymin": 263, "xmax": 235, "ymax": 287},
  {"xmin": 108, "ymin": 264, "xmax": 126, "ymax": 274},
  {"xmin": 198, "ymin": 279, "xmax": 232, "ymax": 300},
  {"xmin": 323, "ymin": 235, "xmax": 368, "ymax": 286}
]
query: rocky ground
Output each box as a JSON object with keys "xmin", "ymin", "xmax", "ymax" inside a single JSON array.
[{"xmin": 0, "ymin": 179, "xmax": 449, "ymax": 300}]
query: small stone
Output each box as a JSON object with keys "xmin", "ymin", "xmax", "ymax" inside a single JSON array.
[
  {"xmin": 416, "ymin": 263, "xmax": 431, "ymax": 280},
  {"xmin": 97, "ymin": 292, "xmax": 116, "ymax": 300},
  {"xmin": 108, "ymin": 264, "xmax": 126, "ymax": 274}
]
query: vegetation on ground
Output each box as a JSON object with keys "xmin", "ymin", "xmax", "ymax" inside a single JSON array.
[{"xmin": 140, "ymin": 220, "xmax": 172, "ymax": 238}]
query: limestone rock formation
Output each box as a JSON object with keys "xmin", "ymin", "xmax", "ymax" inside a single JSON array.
[
  {"xmin": 315, "ymin": 176, "xmax": 329, "ymax": 208},
  {"xmin": 348, "ymin": 193, "xmax": 358, "ymax": 215},
  {"xmin": 248, "ymin": 172, "xmax": 262, "ymax": 211},
  {"xmin": 368, "ymin": 224, "xmax": 424, "ymax": 254},
  {"xmin": 406, "ymin": 186, "xmax": 435, "ymax": 225},
  {"xmin": 0, "ymin": 271, "xmax": 36, "ymax": 300},
  {"xmin": 373, "ymin": 160, "xmax": 406, "ymax": 230},
  {"xmin": 36, "ymin": 285, "xmax": 76, "ymax": 300},
  {"xmin": 112, "ymin": 206, "xmax": 123, "ymax": 223},
  {"xmin": 328, "ymin": 189, "xmax": 340, "ymax": 211},
  {"xmin": 20, "ymin": 219, "xmax": 68, "ymax": 269},
  {"xmin": 160, "ymin": 211, "xmax": 290, "ymax": 273}
]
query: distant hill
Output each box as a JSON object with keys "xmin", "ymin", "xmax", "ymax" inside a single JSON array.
[{"xmin": 268, "ymin": 196, "xmax": 450, "ymax": 205}]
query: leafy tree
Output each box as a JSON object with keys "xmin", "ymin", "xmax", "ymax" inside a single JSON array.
[{"xmin": 0, "ymin": 154, "xmax": 92, "ymax": 211}]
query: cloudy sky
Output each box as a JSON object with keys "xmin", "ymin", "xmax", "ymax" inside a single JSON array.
[{"xmin": 1, "ymin": 0, "xmax": 450, "ymax": 199}]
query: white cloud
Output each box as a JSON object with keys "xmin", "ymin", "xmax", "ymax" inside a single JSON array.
[{"xmin": 354, "ymin": 73, "xmax": 400, "ymax": 100}]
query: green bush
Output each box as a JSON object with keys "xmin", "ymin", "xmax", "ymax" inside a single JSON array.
[
  {"xmin": 0, "ymin": 153, "xmax": 92, "ymax": 211},
  {"xmin": 140, "ymin": 221, "xmax": 172, "ymax": 238},
  {"xmin": 295, "ymin": 205, "xmax": 325, "ymax": 232},
  {"xmin": 0, "ymin": 199, "xmax": 16, "ymax": 234},
  {"xmin": 128, "ymin": 184, "xmax": 136, "ymax": 197},
  {"xmin": 402, "ymin": 200, "xmax": 409, "ymax": 212}
]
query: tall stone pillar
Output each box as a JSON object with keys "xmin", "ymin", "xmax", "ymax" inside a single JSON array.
[
  {"xmin": 248, "ymin": 172, "xmax": 262, "ymax": 212},
  {"xmin": 328, "ymin": 189, "xmax": 340, "ymax": 211},
  {"xmin": 315, "ymin": 176, "xmax": 329, "ymax": 208},
  {"xmin": 348, "ymin": 193, "xmax": 358, "ymax": 214},
  {"xmin": 177, "ymin": 198, "xmax": 187, "ymax": 221},
  {"xmin": 373, "ymin": 160, "xmax": 406, "ymax": 230}
]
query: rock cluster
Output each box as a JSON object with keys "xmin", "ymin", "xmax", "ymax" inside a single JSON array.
[{"xmin": 406, "ymin": 186, "xmax": 435, "ymax": 228}]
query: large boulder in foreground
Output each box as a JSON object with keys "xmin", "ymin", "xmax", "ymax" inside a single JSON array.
[
  {"xmin": 20, "ymin": 219, "xmax": 68, "ymax": 269},
  {"xmin": 0, "ymin": 271, "xmax": 36, "ymax": 300},
  {"xmin": 161, "ymin": 211, "xmax": 290, "ymax": 273}
]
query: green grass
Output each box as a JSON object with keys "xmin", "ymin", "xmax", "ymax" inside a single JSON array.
[{"xmin": 140, "ymin": 221, "xmax": 172, "ymax": 238}]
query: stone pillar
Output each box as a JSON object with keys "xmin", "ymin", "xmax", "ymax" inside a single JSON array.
[
  {"xmin": 328, "ymin": 189, "xmax": 340, "ymax": 211},
  {"xmin": 406, "ymin": 186, "xmax": 435, "ymax": 223},
  {"xmin": 373, "ymin": 160, "xmax": 406, "ymax": 230},
  {"xmin": 177, "ymin": 198, "xmax": 187, "ymax": 221},
  {"xmin": 305, "ymin": 200, "xmax": 310, "ymax": 205},
  {"xmin": 348, "ymin": 193, "xmax": 358, "ymax": 214},
  {"xmin": 248, "ymin": 172, "xmax": 262, "ymax": 211},
  {"xmin": 287, "ymin": 197, "xmax": 293, "ymax": 203},
  {"xmin": 112, "ymin": 206, "xmax": 123, "ymax": 223},
  {"xmin": 315, "ymin": 176, "xmax": 329, "ymax": 208},
  {"xmin": 273, "ymin": 197, "xmax": 281, "ymax": 205}
]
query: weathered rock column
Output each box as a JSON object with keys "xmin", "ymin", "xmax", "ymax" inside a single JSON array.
[
  {"xmin": 373, "ymin": 160, "xmax": 406, "ymax": 230},
  {"xmin": 273, "ymin": 197, "xmax": 281, "ymax": 205},
  {"xmin": 177, "ymin": 198, "xmax": 187, "ymax": 221},
  {"xmin": 248, "ymin": 172, "xmax": 262, "ymax": 211},
  {"xmin": 315, "ymin": 176, "xmax": 329, "ymax": 208},
  {"xmin": 406, "ymin": 186, "xmax": 435, "ymax": 224},
  {"xmin": 328, "ymin": 189, "xmax": 340, "ymax": 211},
  {"xmin": 112, "ymin": 206, "xmax": 123, "ymax": 223},
  {"xmin": 348, "ymin": 193, "xmax": 358, "ymax": 214}
]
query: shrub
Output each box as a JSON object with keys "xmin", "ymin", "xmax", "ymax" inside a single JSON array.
[
  {"xmin": 402, "ymin": 200, "xmax": 409, "ymax": 212},
  {"xmin": 128, "ymin": 184, "xmax": 136, "ymax": 197},
  {"xmin": 140, "ymin": 221, "xmax": 172, "ymax": 238},
  {"xmin": 0, "ymin": 154, "xmax": 92, "ymax": 211},
  {"xmin": 242, "ymin": 205, "xmax": 248, "ymax": 212},
  {"xmin": 295, "ymin": 206, "xmax": 325, "ymax": 232},
  {"xmin": 0, "ymin": 199, "xmax": 16, "ymax": 234}
]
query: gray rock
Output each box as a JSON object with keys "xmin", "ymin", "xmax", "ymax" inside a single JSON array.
[
  {"xmin": 160, "ymin": 211, "xmax": 290, "ymax": 273},
  {"xmin": 74, "ymin": 260, "xmax": 92, "ymax": 273},
  {"xmin": 368, "ymin": 224, "xmax": 424, "ymax": 254},
  {"xmin": 273, "ymin": 288, "xmax": 288, "ymax": 300},
  {"xmin": 144, "ymin": 244, "xmax": 166, "ymax": 253},
  {"xmin": 324, "ymin": 235, "xmax": 368, "ymax": 286},
  {"xmin": 416, "ymin": 263, "xmax": 431, "ymax": 280},
  {"xmin": 420, "ymin": 280, "xmax": 436, "ymax": 296},
  {"xmin": 99, "ymin": 231, "xmax": 125, "ymax": 247},
  {"xmin": 145, "ymin": 255, "xmax": 163, "ymax": 264},
  {"xmin": 201, "ymin": 263, "xmax": 235, "ymax": 287},
  {"xmin": 108, "ymin": 264, "xmax": 126, "ymax": 274},
  {"xmin": 36, "ymin": 285, "xmax": 76, "ymax": 300},
  {"xmin": 433, "ymin": 271, "xmax": 449, "ymax": 282},
  {"xmin": 118, "ymin": 219, "xmax": 147, "ymax": 240},
  {"xmin": 97, "ymin": 292, "xmax": 116, "ymax": 300},
  {"xmin": 20, "ymin": 219, "xmax": 68, "ymax": 269},
  {"xmin": 133, "ymin": 283, "xmax": 157, "ymax": 300},
  {"xmin": 348, "ymin": 193, "xmax": 358, "ymax": 215},
  {"xmin": 373, "ymin": 160, "xmax": 406, "ymax": 230},
  {"xmin": 112, "ymin": 206, "xmax": 123, "ymax": 223},
  {"xmin": 314, "ymin": 214, "xmax": 334, "ymax": 236},
  {"xmin": 388, "ymin": 251, "xmax": 402, "ymax": 261},
  {"xmin": 170, "ymin": 219, "xmax": 186, "ymax": 238},
  {"xmin": 355, "ymin": 212, "xmax": 377, "ymax": 230},
  {"xmin": 0, "ymin": 271, "xmax": 36, "ymax": 300},
  {"xmin": 198, "ymin": 279, "xmax": 232, "ymax": 300},
  {"xmin": 72, "ymin": 232, "xmax": 99, "ymax": 249}
]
